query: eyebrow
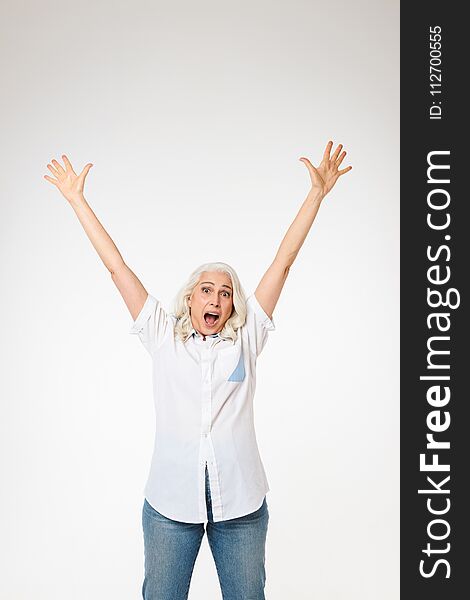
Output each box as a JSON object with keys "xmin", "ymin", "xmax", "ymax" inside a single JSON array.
[{"xmin": 200, "ymin": 281, "xmax": 233, "ymax": 290}]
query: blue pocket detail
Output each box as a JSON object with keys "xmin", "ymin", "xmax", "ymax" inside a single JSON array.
[{"xmin": 228, "ymin": 352, "xmax": 245, "ymax": 382}]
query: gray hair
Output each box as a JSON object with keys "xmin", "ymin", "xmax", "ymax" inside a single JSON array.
[{"xmin": 171, "ymin": 262, "xmax": 247, "ymax": 344}]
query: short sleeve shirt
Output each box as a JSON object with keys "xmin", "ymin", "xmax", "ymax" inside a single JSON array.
[{"xmin": 129, "ymin": 292, "xmax": 275, "ymax": 523}]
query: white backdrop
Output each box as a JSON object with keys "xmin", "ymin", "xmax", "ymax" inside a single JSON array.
[{"xmin": 0, "ymin": 0, "xmax": 399, "ymax": 598}]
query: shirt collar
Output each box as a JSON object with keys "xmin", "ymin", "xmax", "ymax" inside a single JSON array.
[
  {"xmin": 186, "ymin": 321, "xmax": 231, "ymax": 342},
  {"xmin": 188, "ymin": 326, "xmax": 221, "ymax": 340}
]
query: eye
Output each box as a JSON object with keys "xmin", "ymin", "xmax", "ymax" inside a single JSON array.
[
  {"xmin": 222, "ymin": 291, "xmax": 231, "ymax": 297},
  {"xmin": 202, "ymin": 287, "xmax": 211, "ymax": 293}
]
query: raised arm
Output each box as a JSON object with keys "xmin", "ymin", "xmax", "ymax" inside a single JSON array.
[
  {"xmin": 43, "ymin": 154, "xmax": 148, "ymax": 320},
  {"xmin": 254, "ymin": 140, "xmax": 352, "ymax": 319}
]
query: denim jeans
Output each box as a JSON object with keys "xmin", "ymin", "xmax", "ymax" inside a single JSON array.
[{"xmin": 142, "ymin": 465, "xmax": 269, "ymax": 599}]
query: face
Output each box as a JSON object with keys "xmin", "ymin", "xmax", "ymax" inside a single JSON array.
[{"xmin": 187, "ymin": 271, "xmax": 234, "ymax": 335}]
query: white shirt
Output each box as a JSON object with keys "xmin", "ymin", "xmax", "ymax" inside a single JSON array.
[{"xmin": 129, "ymin": 291, "xmax": 276, "ymax": 523}]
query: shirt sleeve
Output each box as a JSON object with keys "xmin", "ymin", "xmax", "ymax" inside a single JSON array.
[
  {"xmin": 128, "ymin": 293, "xmax": 171, "ymax": 355},
  {"xmin": 244, "ymin": 293, "xmax": 276, "ymax": 357}
]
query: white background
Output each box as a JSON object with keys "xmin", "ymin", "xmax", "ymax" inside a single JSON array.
[{"xmin": 0, "ymin": 0, "xmax": 399, "ymax": 598}]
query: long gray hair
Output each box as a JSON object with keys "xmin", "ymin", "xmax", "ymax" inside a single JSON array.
[{"xmin": 172, "ymin": 262, "xmax": 247, "ymax": 344}]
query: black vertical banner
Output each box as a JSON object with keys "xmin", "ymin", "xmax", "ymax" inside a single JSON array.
[{"xmin": 401, "ymin": 2, "xmax": 468, "ymax": 598}]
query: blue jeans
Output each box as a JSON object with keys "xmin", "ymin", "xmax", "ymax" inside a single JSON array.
[{"xmin": 142, "ymin": 465, "xmax": 269, "ymax": 599}]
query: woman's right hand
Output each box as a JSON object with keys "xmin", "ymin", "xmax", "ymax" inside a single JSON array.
[{"xmin": 43, "ymin": 154, "xmax": 93, "ymax": 203}]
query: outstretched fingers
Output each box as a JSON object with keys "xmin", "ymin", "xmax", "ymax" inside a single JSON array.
[
  {"xmin": 44, "ymin": 174, "xmax": 59, "ymax": 186},
  {"xmin": 79, "ymin": 163, "xmax": 93, "ymax": 180},
  {"xmin": 322, "ymin": 140, "xmax": 333, "ymax": 162},
  {"xmin": 330, "ymin": 143, "xmax": 343, "ymax": 162},
  {"xmin": 338, "ymin": 165, "xmax": 352, "ymax": 176},
  {"xmin": 299, "ymin": 156, "xmax": 315, "ymax": 174},
  {"xmin": 51, "ymin": 159, "xmax": 66, "ymax": 176},
  {"xmin": 46, "ymin": 163, "xmax": 60, "ymax": 178},
  {"xmin": 62, "ymin": 154, "xmax": 76, "ymax": 174},
  {"xmin": 335, "ymin": 150, "xmax": 347, "ymax": 167}
]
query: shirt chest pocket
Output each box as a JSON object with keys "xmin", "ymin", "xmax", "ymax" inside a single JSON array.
[{"xmin": 218, "ymin": 345, "xmax": 246, "ymax": 383}]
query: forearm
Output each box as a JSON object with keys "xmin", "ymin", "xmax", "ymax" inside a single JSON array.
[
  {"xmin": 274, "ymin": 189, "xmax": 324, "ymax": 269},
  {"xmin": 68, "ymin": 194, "xmax": 125, "ymax": 274}
]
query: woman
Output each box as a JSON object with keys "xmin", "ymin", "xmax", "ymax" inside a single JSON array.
[{"xmin": 43, "ymin": 141, "xmax": 351, "ymax": 599}]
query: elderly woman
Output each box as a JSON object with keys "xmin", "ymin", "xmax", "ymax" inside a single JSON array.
[{"xmin": 44, "ymin": 141, "xmax": 351, "ymax": 600}]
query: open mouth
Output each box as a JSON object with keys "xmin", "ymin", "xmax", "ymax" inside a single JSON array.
[{"xmin": 204, "ymin": 312, "xmax": 220, "ymax": 326}]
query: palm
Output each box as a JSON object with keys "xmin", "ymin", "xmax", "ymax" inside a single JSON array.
[
  {"xmin": 300, "ymin": 141, "xmax": 352, "ymax": 197},
  {"xmin": 44, "ymin": 154, "xmax": 93, "ymax": 202}
]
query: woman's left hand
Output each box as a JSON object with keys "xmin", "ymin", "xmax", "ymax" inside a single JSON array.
[{"xmin": 299, "ymin": 140, "xmax": 352, "ymax": 199}]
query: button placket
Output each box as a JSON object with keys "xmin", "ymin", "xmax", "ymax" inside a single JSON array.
[
  {"xmin": 199, "ymin": 345, "xmax": 213, "ymax": 520},
  {"xmin": 201, "ymin": 347, "xmax": 212, "ymax": 435}
]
